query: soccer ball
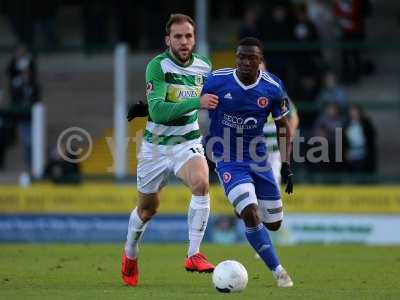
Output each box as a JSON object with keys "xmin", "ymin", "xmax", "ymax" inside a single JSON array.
[{"xmin": 212, "ymin": 260, "xmax": 248, "ymax": 293}]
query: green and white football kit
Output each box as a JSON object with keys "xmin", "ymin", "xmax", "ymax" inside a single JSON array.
[{"xmin": 137, "ymin": 50, "xmax": 211, "ymax": 193}]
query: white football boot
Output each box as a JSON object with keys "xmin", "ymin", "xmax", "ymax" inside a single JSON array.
[{"xmin": 274, "ymin": 267, "xmax": 294, "ymax": 288}]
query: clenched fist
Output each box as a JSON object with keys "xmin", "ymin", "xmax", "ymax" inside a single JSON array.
[{"xmin": 200, "ymin": 94, "xmax": 219, "ymax": 110}]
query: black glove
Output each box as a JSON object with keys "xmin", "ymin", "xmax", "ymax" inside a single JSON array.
[
  {"xmin": 127, "ymin": 101, "xmax": 149, "ymax": 121},
  {"xmin": 281, "ymin": 162, "xmax": 293, "ymax": 194}
]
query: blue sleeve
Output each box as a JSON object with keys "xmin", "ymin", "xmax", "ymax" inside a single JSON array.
[
  {"xmin": 201, "ymin": 73, "xmax": 215, "ymax": 96},
  {"xmin": 269, "ymin": 75, "xmax": 290, "ymax": 120}
]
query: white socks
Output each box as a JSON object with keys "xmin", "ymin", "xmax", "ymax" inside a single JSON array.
[
  {"xmin": 125, "ymin": 207, "xmax": 148, "ymax": 259},
  {"xmin": 125, "ymin": 195, "xmax": 210, "ymax": 259},
  {"xmin": 272, "ymin": 265, "xmax": 284, "ymax": 278},
  {"xmin": 187, "ymin": 194, "xmax": 210, "ymax": 257}
]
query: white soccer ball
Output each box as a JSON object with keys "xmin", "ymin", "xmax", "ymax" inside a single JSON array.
[{"xmin": 212, "ymin": 260, "xmax": 248, "ymax": 293}]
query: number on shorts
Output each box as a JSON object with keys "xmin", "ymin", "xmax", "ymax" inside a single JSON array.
[{"xmin": 189, "ymin": 147, "xmax": 204, "ymax": 155}]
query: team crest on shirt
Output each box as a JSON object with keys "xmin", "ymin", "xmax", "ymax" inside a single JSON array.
[
  {"xmin": 222, "ymin": 172, "xmax": 231, "ymax": 183},
  {"xmin": 257, "ymin": 97, "xmax": 269, "ymax": 108},
  {"xmin": 195, "ymin": 75, "xmax": 203, "ymax": 86},
  {"xmin": 146, "ymin": 81, "xmax": 153, "ymax": 96}
]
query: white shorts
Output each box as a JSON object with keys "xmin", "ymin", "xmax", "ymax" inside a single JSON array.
[
  {"xmin": 227, "ymin": 182, "xmax": 283, "ymax": 223},
  {"xmin": 137, "ymin": 138, "xmax": 205, "ymax": 194},
  {"xmin": 257, "ymin": 198, "xmax": 283, "ymax": 223}
]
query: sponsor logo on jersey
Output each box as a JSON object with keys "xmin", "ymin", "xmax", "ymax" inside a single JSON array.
[
  {"xmin": 177, "ymin": 90, "xmax": 199, "ymax": 98},
  {"xmin": 146, "ymin": 81, "xmax": 153, "ymax": 96},
  {"xmin": 195, "ymin": 75, "xmax": 203, "ymax": 86},
  {"xmin": 224, "ymin": 92, "xmax": 232, "ymax": 99},
  {"xmin": 257, "ymin": 97, "xmax": 269, "ymax": 108},
  {"xmin": 222, "ymin": 113, "xmax": 258, "ymax": 129},
  {"xmin": 167, "ymin": 86, "xmax": 202, "ymax": 102},
  {"xmin": 223, "ymin": 172, "xmax": 231, "ymax": 183}
]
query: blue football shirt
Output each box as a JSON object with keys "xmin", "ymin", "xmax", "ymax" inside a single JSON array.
[{"xmin": 201, "ymin": 68, "xmax": 289, "ymax": 164}]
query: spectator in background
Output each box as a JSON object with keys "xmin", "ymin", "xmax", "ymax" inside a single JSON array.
[
  {"xmin": 113, "ymin": 0, "xmax": 144, "ymax": 50},
  {"xmin": 7, "ymin": 45, "xmax": 37, "ymax": 88},
  {"xmin": 2, "ymin": 0, "xmax": 34, "ymax": 46},
  {"xmin": 290, "ymin": 4, "xmax": 322, "ymax": 129},
  {"xmin": 45, "ymin": 145, "xmax": 81, "ymax": 184},
  {"xmin": 0, "ymin": 84, "xmax": 9, "ymax": 169},
  {"xmin": 334, "ymin": 0, "xmax": 372, "ymax": 83},
  {"xmin": 344, "ymin": 104, "xmax": 376, "ymax": 174},
  {"xmin": 143, "ymin": 1, "xmax": 167, "ymax": 50},
  {"xmin": 307, "ymin": 0, "xmax": 336, "ymax": 42},
  {"xmin": 212, "ymin": 216, "xmax": 237, "ymax": 244},
  {"xmin": 0, "ymin": 82, "xmax": 4, "ymax": 103},
  {"xmin": 31, "ymin": 0, "xmax": 59, "ymax": 50},
  {"xmin": 238, "ymin": 6, "xmax": 261, "ymax": 40},
  {"xmin": 0, "ymin": 110, "xmax": 15, "ymax": 170},
  {"xmin": 316, "ymin": 71, "xmax": 348, "ymax": 113},
  {"xmin": 6, "ymin": 46, "xmax": 40, "ymax": 171},
  {"xmin": 292, "ymin": 5, "xmax": 321, "ymax": 80},
  {"xmin": 291, "ymin": 4, "xmax": 321, "ymax": 79},
  {"xmin": 260, "ymin": 3, "xmax": 293, "ymax": 83},
  {"xmin": 307, "ymin": 0, "xmax": 337, "ymax": 67},
  {"xmin": 313, "ymin": 103, "xmax": 344, "ymax": 172},
  {"xmin": 82, "ymin": 1, "xmax": 110, "ymax": 51},
  {"xmin": 6, "ymin": 46, "xmax": 37, "ymax": 91}
]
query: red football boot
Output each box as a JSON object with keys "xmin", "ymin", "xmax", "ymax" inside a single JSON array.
[
  {"xmin": 184, "ymin": 252, "xmax": 215, "ymax": 273},
  {"xmin": 121, "ymin": 253, "xmax": 139, "ymax": 286}
]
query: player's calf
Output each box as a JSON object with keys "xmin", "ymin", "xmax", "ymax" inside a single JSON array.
[
  {"xmin": 137, "ymin": 207, "xmax": 157, "ymax": 222},
  {"xmin": 137, "ymin": 192, "xmax": 160, "ymax": 222},
  {"xmin": 240, "ymin": 204, "xmax": 261, "ymax": 227}
]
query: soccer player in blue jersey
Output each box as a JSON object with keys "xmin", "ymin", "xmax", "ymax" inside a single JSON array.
[{"xmin": 200, "ymin": 37, "xmax": 294, "ymax": 287}]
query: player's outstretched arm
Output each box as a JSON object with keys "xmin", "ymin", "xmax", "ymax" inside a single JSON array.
[
  {"xmin": 148, "ymin": 94, "xmax": 218, "ymax": 124},
  {"xmin": 145, "ymin": 58, "xmax": 218, "ymax": 124},
  {"xmin": 275, "ymin": 116, "xmax": 294, "ymax": 194}
]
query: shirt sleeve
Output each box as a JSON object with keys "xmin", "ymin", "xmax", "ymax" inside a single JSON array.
[
  {"xmin": 145, "ymin": 59, "xmax": 200, "ymax": 124},
  {"xmin": 270, "ymin": 80, "xmax": 290, "ymax": 120},
  {"xmin": 200, "ymin": 73, "xmax": 214, "ymax": 96}
]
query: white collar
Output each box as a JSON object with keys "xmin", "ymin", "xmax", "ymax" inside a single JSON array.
[{"xmin": 233, "ymin": 69, "xmax": 262, "ymax": 90}]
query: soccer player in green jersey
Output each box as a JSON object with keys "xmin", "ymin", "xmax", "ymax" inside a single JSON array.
[{"xmin": 121, "ymin": 14, "xmax": 219, "ymax": 286}]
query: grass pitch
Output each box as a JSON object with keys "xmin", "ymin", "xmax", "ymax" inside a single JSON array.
[{"xmin": 1, "ymin": 244, "xmax": 399, "ymax": 300}]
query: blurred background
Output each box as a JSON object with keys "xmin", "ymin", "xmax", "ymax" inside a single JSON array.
[{"xmin": 0, "ymin": 0, "xmax": 399, "ymax": 245}]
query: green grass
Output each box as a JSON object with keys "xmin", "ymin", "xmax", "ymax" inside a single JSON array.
[{"xmin": 1, "ymin": 244, "xmax": 399, "ymax": 300}]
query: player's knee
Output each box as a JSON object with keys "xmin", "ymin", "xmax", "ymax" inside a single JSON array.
[
  {"xmin": 191, "ymin": 175, "xmax": 209, "ymax": 195},
  {"xmin": 264, "ymin": 220, "xmax": 282, "ymax": 231},
  {"xmin": 138, "ymin": 207, "xmax": 157, "ymax": 222},
  {"xmin": 240, "ymin": 204, "xmax": 260, "ymax": 227}
]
